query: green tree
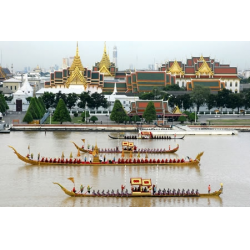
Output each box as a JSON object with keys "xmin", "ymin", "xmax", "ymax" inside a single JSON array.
[
  {"xmin": 38, "ymin": 97, "xmax": 46, "ymax": 113},
  {"xmin": 190, "ymin": 86, "xmax": 210, "ymax": 112},
  {"xmin": 34, "ymin": 97, "xmax": 44, "ymax": 118},
  {"xmin": 180, "ymin": 94, "xmax": 193, "ymax": 110},
  {"xmin": 54, "ymin": 91, "xmax": 67, "ymax": 108},
  {"xmin": 41, "ymin": 92, "xmax": 55, "ymax": 109},
  {"xmin": 216, "ymin": 88, "xmax": 231, "ymax": 111},
  {"xmin": 78, "ymin": 91, "xmax": 91, "ymax": 109},
  {"xmin": 131, "ymin": 115, "xmax": 141, "ymax": 122},
  {"xmin": 26, "ymin": 97, "xmax": 32, "ymax": 103},
  {"xmin": 139, "ymin": 92, "xmax": 155, "ymax": 100},
  {"xmin": 143, "ymin": 101, "xmax": 157, "ymax": 123},
  {"xmin": 81, "ymin": 111, "xmax": 90, "ymax": 122},
  {"xmin": 206, "ymin": 94, "xmax": 217, "ymax": 111},
  {"xmin": 163, "ymin": 84, "xmax": 183, "ymax": 91},
  {"xmin": 244, "ymin": 91, "xmax": 250, "ymax": 109},
  {"xmin": 0, "ymin": 93, "xmax": 9, "ymax": 113},
  {"xmin": 66, "ymin": 93, "xmax": 79, "ymax": 111},
  {"xmin": 28, "ymin": 98, "xmax": 42, "ymax": 119},
  {"xmin": 90, "ymin": 116, "xmax": 98, "ymax": 123},
  {"xmin": 228, "ymin": 93, "xmax": 244, "ymax": 112},
  {"xmin": 23, "ymin": 111, "xmax": 33, "ymax": 123},
  {"xmin": 110, "ymin": 100, "xmax": 128, "ymax": 123},
  {"xmin": 168, "ymin": 95, "xmax": 175, "ymax": 108},
  {"xmin": 178, "ymin": 115, "xmax": 187, "ymax": 124},
  {"xmin": 183, "ymin": 111, "xmax": 198, "ymax": 124},
  {"xmin": 88, "ymin": 93, "xmax": 108, "ymax": 109},
  {"xmin": 53, "ymin": 99, "xmax": 71, "ymax": 124}
]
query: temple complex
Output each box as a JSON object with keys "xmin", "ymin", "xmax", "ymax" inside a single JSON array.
[
  {"xmin": 43, "ymin": 43, "xmax": 240, "ymax": 95},
  {"xmin": 160, "ymin": 56, "xmax": 239, "ymax": 93}
]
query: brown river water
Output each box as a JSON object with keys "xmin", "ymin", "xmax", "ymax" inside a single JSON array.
[{"xmin": 1, "ymin": 130, "xmax": 250, "ymax": 207}]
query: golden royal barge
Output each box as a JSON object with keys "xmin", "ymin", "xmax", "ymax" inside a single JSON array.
[
  {"xmin": 54, "ymin": 177, "xmax": 223, "ymax": 198},
  {"xmin": 9, "ymin": 145, "xmax": 203, "ymax": 166},
  {"xmin": 72, "ymin": 141, "xmax": 180, "ymax": 154}
]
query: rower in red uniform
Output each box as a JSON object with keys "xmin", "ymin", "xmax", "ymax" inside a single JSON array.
[{"xmin": 121, "ymin": 184, "xmax": 125, "ymax": 192}]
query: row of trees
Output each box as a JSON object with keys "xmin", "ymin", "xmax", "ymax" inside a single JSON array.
[
  {"xmin": 23, "ymin": 97, "xmax": 46, "ymax": 123},
  {"xmin": 41, "ymin": 91, "xmax": 108, "ymax": 111},
  {"xmin": 22, "ymin": 95, "xmax": 101, "ymax": 124},
  {"xmin": 139, "ymin": 86, "xmax": 250, "ymax": 113}
]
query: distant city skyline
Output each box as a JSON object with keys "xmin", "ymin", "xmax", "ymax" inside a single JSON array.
[{"xmin": 1, "ymin": 41, "xmax": 250, "ymax": 73}]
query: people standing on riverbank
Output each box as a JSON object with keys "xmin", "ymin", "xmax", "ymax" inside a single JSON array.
[{"xmin": 208, "ymin": 185, "xmax": 211, "ymax": 194}]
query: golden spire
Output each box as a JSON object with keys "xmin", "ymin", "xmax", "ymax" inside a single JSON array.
[
  {"xmin": 69, "ymin": 42, "xmax": 84, "ymax": 72},
  {"xmin": 76, "ymin": 41, "xmax": 79, "ymax": 57},
  {"xmin": 65, "ymin": 42, "xmax": 87, "ymax": 88},
  {"xmin": 99, "ymin": 41, "xmax": 112, "ymax": 76},
  {"xmin": 199, "ymin": 55, "xmax": 205, "ymax": 61}
]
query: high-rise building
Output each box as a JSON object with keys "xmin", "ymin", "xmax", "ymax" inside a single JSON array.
[
  {"xmin": 113, "ymin": 45, "xmax": 117, "ymax": 67},
  {"xmin": 62, "ymin": 58, "xmax": 69, "ymax": 69}
]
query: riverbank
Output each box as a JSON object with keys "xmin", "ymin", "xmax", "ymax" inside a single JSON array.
[
  {"xmin": 3, "ymin": 111, "xmax": 250, "ymax": 132},
  {"xmin": 9, "ymin": 124, "xmax": 250, "ymax": 132}
]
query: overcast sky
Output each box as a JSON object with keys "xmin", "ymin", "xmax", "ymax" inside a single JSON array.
[{"xmin": 1, "ymin": 41, "xmax": 250, "ymax": 72}]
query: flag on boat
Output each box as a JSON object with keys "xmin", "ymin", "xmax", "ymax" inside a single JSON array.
[
  {"xmin": 28, "ymin": 145, "xmax": 30, "ymax": 150},
  {"xmin": 68, "ymin": 177, "xmax": 75, "ymax": 184},
  {"xmin": 81, "ymin": 139, "xmax": 85, "ymax": 143}
]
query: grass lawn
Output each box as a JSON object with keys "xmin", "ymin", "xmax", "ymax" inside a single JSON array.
[
  {"xmin": 207, "ymin": 119, "xmax": 250, "ymax": 125},
  {"xmin": 43, "ymin": 115, "xmax": 87, "ymax": 124}
]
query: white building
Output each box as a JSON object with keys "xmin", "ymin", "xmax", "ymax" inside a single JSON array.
[
  {"xmin": 21, "ymin": 74, "xmax": 33, "ymax": 97},
  {"xmin": 3, "ymin": 78, "xmax": 22, "ymax": 92},
  {"xmin": 104, "ymin": 83, "xmax": 139, "ymax": 112},
  {"xmin": 6, "ymin": 74, "xmax": 33, "ymax": 112},
  {"xmin": 8, "ymin": 88, "xmax": 30, "ymax": 112},
  {"xmin": 242, "ymin": 69, "xmax": 250, "ymax": 79}
]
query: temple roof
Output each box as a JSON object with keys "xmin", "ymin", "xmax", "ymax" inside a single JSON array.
[
  {"xmin": 168, "ymin": 60, "xmax": 184, "ymax": 75},
  {"xmin": 66, "ymin": 42, "xmax": 87, "ymax": 89},
  {"xmin": 20, "ymin": 74, "xmax": 33, "ymax": 97},
  {"xmin": 99, "ymin": 42, "xmax": 112, "ymax": 76},
  {"xmin": 14, "ymin": 87, "xmax": 27, "ymax": 97},
  {"xmin": 69, "ymin": 42, "xmax": 85, "ymax": 72},
  {"xmin": 3, "ymin": 78, "xmax": 22, "ymax": 83},
  {"xmin": 196, "ymin": 59, "xmax": 214, "ymax": 76},
  {"xmin": 172, "ymin": 106, "xmax": 182, "ymax": 114}
]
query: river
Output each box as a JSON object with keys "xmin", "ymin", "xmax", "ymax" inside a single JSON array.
[{"xmin": 1, "ymin": 130, "xmax": 250, "ymax": 207}]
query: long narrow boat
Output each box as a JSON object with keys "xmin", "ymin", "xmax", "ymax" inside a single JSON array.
[
  {"xmin": 108, "ymin": 135, "xmax": 185, "ymax": 140},
  {"xmin": 9, "ymin": 145, "xmax": 203, "ymax": 166},
  {"xmin": 53, "ymin": 177, "xmax": 223, "ymax": 198},
  {"xmin": 72, "ymin": 142, "xmax": 93, "ymax": 153},
  {"xmin": 72, "ymin": 141, "xmax": 179, "ymax": 154}
]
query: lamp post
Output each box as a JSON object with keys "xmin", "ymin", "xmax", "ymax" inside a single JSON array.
[
  {"xmin": 194, "ymin": 106, "xmax": 196, "ymax": 124},
  {"xmin": 85, "ymin": 102, "xmax": 87, "ymax": 124}
]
